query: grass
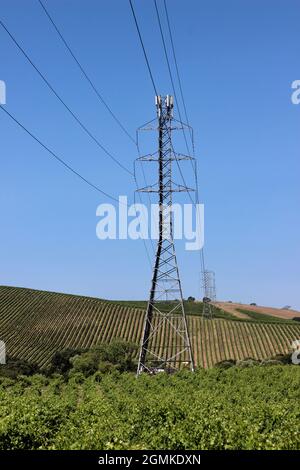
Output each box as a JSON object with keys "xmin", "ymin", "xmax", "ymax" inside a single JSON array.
[{"xmin": 236, "ymin": 308, "xmax": 297, "ymax": 324}]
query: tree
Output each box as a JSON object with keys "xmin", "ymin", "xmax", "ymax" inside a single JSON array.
[
  {"xmin": 70, "ymin": 351, "xmax": 99, "ymax": 377},
  {"xmin": 49, "ymin": 348, "xmax": 84, "ymax": 375},
  {"xmin": 96, "ymin": 339, "xmax": 138, "ymax": 372}
]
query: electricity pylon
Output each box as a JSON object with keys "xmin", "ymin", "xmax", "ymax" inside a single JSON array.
[
  {"xmin": 202, "ymin": 270, "xmax": 216, "ymax": 319},
  {"xmin": 136, "ymin": 95, "xmax": 195, "ymax": 374}
]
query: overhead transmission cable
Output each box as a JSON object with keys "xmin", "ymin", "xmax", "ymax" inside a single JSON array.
[
  {"xmin": 161, "ymin": 0, "xmax": 205, "ymax": 295},
  {"xmin": 129, "ymin": 0, "xmax": 193, "ymax": 206},
  {"xmin": 161, "ymin": 1, "xmax": 207, "ymax": 278},
  {"xmin": 153, "ymin": 0, "xmax": 191, "ymax": 157},
  {"xmin": 37, "ymin": 1, "xmax": 154, "ymax": 266},
  {"xmin": 38, "ymin": 0, "xmax": 136, "ymax": 146},
  {"xmin": 129, "ymin": 0, "xmax": 158, "ymax": 96},
  {"xmin": 38, "ymin": 0, "xmax": 155, "ymax": 259},
  {"xmin": 0, "ymin": 17, "xmax": 132, "ymax": 176},
  {"xmin": 129, "ymin": 0, "xmax": 207, "ymax": 292},
  {"xmin": 37, "ymin": 0, "xmax": 155, "ymax": 258},
  {"xmin": 163, "ymin": 0, "xmax": 193, "ymax": 145},
  {"xmin": 0, "ymin": 10, "xmax": 155, "ymax": 268},
  {"xmin": 0, "ymin": 105, "xmax": 123, "ymax": 204},
  {"xmin": 154, "ymin": 0, "xmax": 199, "ymax": 208},
  {"xmin": 0, "ymin": 104, "xmax": 154, "ymax": 269},
  {"xmin": 160, "ymin": 1, "xmax": 202, "ymax": 209}
]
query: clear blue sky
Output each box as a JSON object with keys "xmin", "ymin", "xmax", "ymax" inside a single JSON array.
[{"xmin": 0, "ymin": 0, "xmax": 299, "ymax": 309}]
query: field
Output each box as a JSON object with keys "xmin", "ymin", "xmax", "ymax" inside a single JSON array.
[
  {"xmin": 0, "ymin": 365, "xmax": 299, "ymax": 450},
  {"xmin": 1, "ymin": 286, "xmax": 300, "ymax": 368},
  {"xmin": 216, "ymin": 301, "xmax": 300, "ymax": 320},
  {"xmin": 0, "ymin": 285, "xmax": 300, "ymax": 451}
]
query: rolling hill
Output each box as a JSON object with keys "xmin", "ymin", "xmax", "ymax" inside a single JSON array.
[
  {"xmin": 215, "ymin": 301, "xmax": 300, "ymax": 320},
  {"xmin": 0, "ymin": 285, "xmax": 299, "ymax": 368}
]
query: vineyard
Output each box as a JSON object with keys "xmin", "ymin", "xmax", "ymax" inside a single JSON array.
[
  {"xmin": 0, "ymin": 366, "xmax": 299, "ymax": 449},
  {"xmin": 0, "ymin": 286, "xmax": 299, "ymax": 368}
]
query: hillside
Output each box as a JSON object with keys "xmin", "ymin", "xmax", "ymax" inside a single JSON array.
[
  {"xmin": 0, "ymin": 286, "xmax": 299, "ymax": 368},
  {"xmin": 216, "ymin": 301, "xmax": 300, "ymax": 320}
]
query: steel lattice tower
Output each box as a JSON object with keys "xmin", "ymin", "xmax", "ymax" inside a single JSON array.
[
  {"xmin": 202, "ymin": 270, "xmax": 216, "ymax": 319},
  {"xmin": 136, "ymin": 95, "xmax": 194, "ymax": 375}
]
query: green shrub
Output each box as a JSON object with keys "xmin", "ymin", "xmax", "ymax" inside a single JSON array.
[
  {"xmin": 53, "ymin": 340, "xmax": 139, "ymax": 378},
  {"xmin": 0, "ymin": 358, "xmax": 39, "ymax": 379},
  {"xmin": 49, "ymin": 348, "xmax": 85, "ymax": 375},
  {"xmin": 70, "ymin": 352, "xmax": 99, "ymax": 377},
  {"xmin": 95, "ymin": 339, "xmax": 138, "ymax": 372}
]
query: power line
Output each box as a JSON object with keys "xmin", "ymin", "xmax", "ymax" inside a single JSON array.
[
  {"xmin": 37, "ymin": 1, "xmax": 155, "ymax": 264},
  {"xmin": 152, "ymin": 0, "xmax": 198, "ymax": 211},
  {"xmin": 163, "ymin": 0, "xmax": 193, "ymax": 145},
  {"xmin": 153, "ymin": 0, "xmax": 200, "ymax": 237},
  {"xmin": 129, "ymin": 0, "xmax": 192, "ymax": 198},
  {"xmin": 153, "ymin": 1, "xmax": 207, "ymax": 297},
  {"xmin": 0, "ymin": 17, "xmax": 132, "ymax": 176},
  {"xmin": 1, "ymin": 104, "xmax": 155, "ymax": 271},
  {"xmin": 161, "ymin": 2, "xmax": 206, "ymax": 261},
  {"xmin": 0, "ymin": 10, "xmax": 156, "ymax": 272},
  {"xmin": 128, "ymin": 0, "xmax": 162, "ymax": 259},
  {"xmin": 153, "ymin": 0, "xmax": 191, "ymax": 157},
  {"xmin": 38, "ymin": 0, "xmax": 136, "ymax": 146},
  {"xmin": 36, "ymin": 2, "xmax": 154, "ymax": 269},
  {"xmin": 129, "ymin": 0, "xmax": 197, "ymax": 209},
  {"xmin": 128, "ymin": 0, "xmax": 158, "ymax": 96},
  {"xmin": 0, "ymin": 105, "xmax": 123, "ymax": 204},
  {"xmin": 155, "ymin": 0, "xmax": 197, "ymax": 196},
  {"xmin": 38, "ymin": 0, "xmax": 154, "ymax": 234},
  {"xmin": 38, "ymin": 0, "xmax": 157, "ymax": 229}
]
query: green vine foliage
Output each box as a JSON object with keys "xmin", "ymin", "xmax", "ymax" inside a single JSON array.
[{"xmin": 0, "ymin": 365, "xmax": 299, "ymax": 450}]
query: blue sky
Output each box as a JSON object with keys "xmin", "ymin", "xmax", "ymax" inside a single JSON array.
[{"xmin": 0, "ymin": 0, "xmax": 299, "ymax": 309}]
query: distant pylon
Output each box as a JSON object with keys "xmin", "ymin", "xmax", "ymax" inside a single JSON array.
[
  {"xmin": 136, "ymin": 95, "xmax": 195, "ymax": 374},
  {"xmin": 202, "ymin": 270, "xmax": 216, "ymax": 319}
]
